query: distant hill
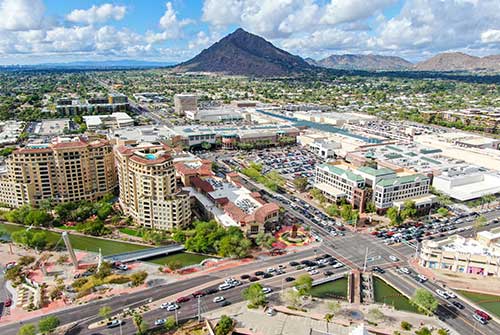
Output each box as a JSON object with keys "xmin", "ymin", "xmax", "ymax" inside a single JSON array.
[
  {"xmin": 174, "ymin": 28, "xmax": 313, "ymax": 77},
  {"xmin": 311, "ymin": 54, "xmax": 412, "ymax": 71},
  {"xmin": 414, "ymin": 52, "xmax": 500, "ymax": 71},
  {"xmin": 0, "ymin": 60, "xmax": 176, "ymax": 70}
]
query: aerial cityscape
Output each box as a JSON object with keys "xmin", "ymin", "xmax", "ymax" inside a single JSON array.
[{"xmin": 0, "ymin": 1, "xmax": 500, "ymax": 335}]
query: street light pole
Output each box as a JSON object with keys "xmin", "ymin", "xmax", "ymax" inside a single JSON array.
[{"xmin": 119, "ymin": 321, "xmax": 123, "ymax": 335}]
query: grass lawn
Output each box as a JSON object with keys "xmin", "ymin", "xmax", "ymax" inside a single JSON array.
[
  {"xmin": 119, "ymin": 227, "xmax": 142, "ymax": 237},
  {"xmin": 373, "ymin": 277, "xmax": 420, "ymax": 313},
  {"xmin": 0, "ymin": 223, "xmax": 149, "ymax": 256},
  {"xmin": 147, "ymin": 252, "xmax": 212, "ymax": 267},
  {"xmin": 311, "ymin": 277, "xmax": 348, "ymax": 299},
  {"xmin": 458, "ymin": 290, "xmax": 500, "ymax": 318}
]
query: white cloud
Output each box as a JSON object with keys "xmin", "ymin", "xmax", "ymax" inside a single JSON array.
[
  {"xmin": 321, "ymin": 0, "xmax": 395, "ymax": 25},
  {"xmin": 481, "ymin": 29, "xmax": 500, "ymax": 44},
  {"xmin": 0, "ymin": 0, "xmax": 45, "ymax": 31},
  {"xmin": 146, "ymin": 2, "xmax": 194, "ymax": 43},
  {"xmin": 66, "ymin": 3, "xmax": 127, "ymax": 25}
]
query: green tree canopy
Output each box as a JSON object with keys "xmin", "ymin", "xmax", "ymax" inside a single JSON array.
[
  {"xmin": 242, "ymin": 283, "xmax": 266, "ymax": 308},
  {"xmin": 294, "ymin": 274, "xmax": 313, "ymax": 297},
  {"xmin": 38, "ymin": 316, "xmax": 60, "ymax": 334},
  {"xmin": 17, "ymin": 324, "xmax": 36, "ymax": 335},
  {"xmin": 215, "ymin": 315, "xmax": 234, "ymax": 335},
  {"xmin": 410, "ymin": 289, "xmax": 438, "ymax": 314}
]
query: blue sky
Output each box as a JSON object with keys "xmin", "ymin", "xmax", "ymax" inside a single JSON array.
[{"xmin": 0, "ymin": 0, "xmax": 499, "ymax": 64}]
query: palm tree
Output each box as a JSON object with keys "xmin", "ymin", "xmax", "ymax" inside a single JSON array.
[
  {"xmin": 132, "ymin": 313, "xmax": 147, "ymax": 335},
  {"xmin": 473, "ymin": 215, "xmax": 488, "ymax": 236}
]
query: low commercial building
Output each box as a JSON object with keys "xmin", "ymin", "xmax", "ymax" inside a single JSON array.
[
  {"xmin": 419, "ymin": 228, "xmax": 500, "ymax": 276},
  {"xmin": 0, "ymin": 136, "xmax": 117, "ymax": 208},
  {"xmin": 107, "ymin": 125, "xmax": 177, "ymax": 146},
  {"xmin": 115, "ymin": 143, "xmax": 191, "ymax": 230},
  {"xmin": 171, "ymin": 124, "xmax": 300, "ymax": 149},
  {"xmin": 294, "ymin": 111, "xmax": 376, "ymax": 126},
  {"xmin": 187, "ymin": 175, "xmax": 280, "ymax": 236},
  {"xmin": 0, "ymin": 121, "xmax": 24, "ymax": 145},
  {"xmin": 185, "ymin": 108, "xmax": 244, "ymax": 123},
  {"xmin": 83, "ymin": 112, "xmax": 134, "ymax": 130},
  {"xmin": 432, "ymin": 165, "xmax": 500, "ymax": 201}
]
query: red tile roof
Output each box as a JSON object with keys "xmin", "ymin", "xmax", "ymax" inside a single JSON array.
[{"xmin": 191, "ymin": 176, "xmax": 214, "ymax": 193}]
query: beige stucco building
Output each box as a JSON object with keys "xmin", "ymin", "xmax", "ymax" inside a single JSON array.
[
  {"xmin": 115, "ymin": 143, "xmax": 191, "ymax": 230},
  {"xmin": 0, "ymin": 136, "xmax": 117, "ymax": 208}
]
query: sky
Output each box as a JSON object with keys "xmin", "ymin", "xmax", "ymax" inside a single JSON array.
[{"xmin": 0, "ymin": 0, "xmax": 500, "ymax": 65}]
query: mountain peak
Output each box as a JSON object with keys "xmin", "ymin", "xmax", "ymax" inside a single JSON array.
[
  {"xmin": 314, "ymin": 54, "xmax": 412, "ymax": 71},
  {"xmin": 174, "ymin": 28, "xmax": 312, "ymax": 77}
]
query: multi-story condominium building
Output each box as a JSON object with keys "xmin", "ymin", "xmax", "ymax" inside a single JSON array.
[
  {"xmin": 314, "ymin": 162, "xmax": 433, "ymax": 213},
  {"xmin": 419, "ymin": 228, "xmax": 500, "ymax": 277},
  {"xmin": 0, "ymin": 136, "xmax": 117, "ymax": 208},
  {"xmin": 56, "ymin": 94, "xmax": 129, "ymax": 116},
  {"xmin": 115, "ymin": 143, "xmax": 191, "ymax": 230}
]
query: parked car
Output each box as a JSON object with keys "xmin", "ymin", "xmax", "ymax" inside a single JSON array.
[
  {"xmin": 213, "ymin": 296, "xmax": 225, "ymax": 303},
  {"xmin": 106, "ymin": 320, "xmax": 123, "ymax": 328},
  {"xmin": 475, "ymin": 309, "xmax": 491, "ymax": 320}
]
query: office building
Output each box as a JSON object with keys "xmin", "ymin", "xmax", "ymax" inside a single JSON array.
[
  {"xmin": 174, "ymin": 94, "xmax": 197, "ymax": 116},
  {"xmin": 419, "ymin": 228, "xmax": 500, "ymax": 277},
  {"xmin": 115, "ymin": 143, "xmax": 191, "ymax": 230},
  {"xmin": 56, "ymin": 94, "xmax": 129, "ymax": 116},
  {"xmin": 0, "ymin": 137, "xmax": 117, "ymax": 208},
  {"xmin": 314, "ymin": 162, "xmax": 433, "ymax": 212}
]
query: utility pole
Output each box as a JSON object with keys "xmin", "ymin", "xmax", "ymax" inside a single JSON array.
[{"xmin": 175, "ymin": 308, "xmax": 178, "ymax": 325}]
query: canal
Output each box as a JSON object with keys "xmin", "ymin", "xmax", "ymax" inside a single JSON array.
[
  {"xmin": 0, "ymin": 223, "xmax": 210, "ymax": 267},
  {"xmin": 373, "ymin": 277, "xmax": 420, "ymax": 313},
  {"xmin": 311, "ymin": 277, "xmax": 348, "ymax": 299}
]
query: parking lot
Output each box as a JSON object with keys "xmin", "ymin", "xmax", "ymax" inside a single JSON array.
[{"xmin": 252, "ymin": 147, "xmax": 318, "ymax": 182}]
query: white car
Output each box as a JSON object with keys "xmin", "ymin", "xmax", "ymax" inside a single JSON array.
[
  {"xmin": 332, "ymin": 262, "xmax": 344, "ymax": 268},
  {"xmin": 309, "ymin": 270, "xmax": 319, "ymax": 275},
  {"xmin": 218, "ymin": 283, "xmax": 232, "ymax": 291},
  {"xmin": 417, "ymin": 274, "xmax": 428, "ymax": 282},
  {"xmin": 389, "ymin": 255, "xmax": 399, "ymax": 262},
  {"xmin": 436, "ymin": 289, "xmax": 450, "ymax": 299},
  {"xmin": 305, "ymin": 266, "xmax": 316, "ymax": 271},
  {"xmin": 446, "ymin": 290, "xmax": 457, "ymax": 299},
  {"xmin": 266, "ymin": 267, "xmax": 276, "ymax": 273},
  {"xmin": 262, "ymin": 287, "xmax": 273, "ymax": 294},
  {"xmin": 160, "ymin": 302, "xmax": 174, "ymax": 309},
  {"xmin": 165, "ymin": 303, "xmax": 179, "ymax": 311},
  {"xmin": 154, "ymin": 319, "xmax": 166, "ymax": 326},
  {"xmin": 213, "ymin": 296, "xmax": 225, "ymax": 303},
  {"xmin": 400, "ymin": 267, "xmax": 410, "ymax": 274}
]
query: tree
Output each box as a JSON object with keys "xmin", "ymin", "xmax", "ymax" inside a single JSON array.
[
  {"xmin": 99, "ymin": 306, "xmax": 112, "ymax": 320},
  {"xmin": 293, "ymin": 177, "xmax": 308, "ymax": 192},
  {"xmin": 410, "ymin": 289, "xmax": 438, "ymax": 315},
  {"xmin": 326, "ymin": 205, "xmax": 339, "ymax": 217},
  {"xmin": 242, "ymin": 283, "xmax": 266, "ymax": 308},
  {"xmin": 17, "ymin": 324, "xmax": 36, "ymax": 335},
  {"xmin": 18, "ymin": 255, "xmax": 36, "ymax": 266},
  {"xmin": 132, "ymin": 313, "xmax": 148, "ymax": 335},
  {"xmin": 367, "ymin": 307, "xmax": 384, "ymax": 322},
  {"xmin": 164, "ymin": 316, "xmax": 176, "ymax": 331},
  {"xmin": 254, "ymin": 232, "xmax": 275, "ymax": 249},
  {"xmin": 386, "ymin": 207, "xmax": 403, "ymax": 226},
  {"xmin": 215, "ymin": 315, "xmax": 234, "ymax": 335},
  {"xmin": 130, "ymin": 271, "xmax": 148, "ymax": 287},
  {"xmin": 218, "ymin": 235, "xmax": 252, "ymax": 258},
  {"xmin": 340, "ymin": 204, "xmax": 353, "ymax": 221},
  {"xmin": 400, "ymin": 321, "xmax": 412, "ymax": 330},
  {"xmin": 327, "ymin": 301, "xmax": 341, "ymax": 316},
  {"xmin": 437, "ymin": 194, "xmax": 452, "ymax": 207},
  {"xmin": 437, "ymin": 207, "xmax": 449, "ymax": 217},
  {"xmin": 437, "ymin": 329, "xmax": 448, "ymax": 335},
  {"xmin": 294, "ymin": 274, "xmax": 313, "ymax": 297},
  {"xmin": 201, "ymin": 142, "xmax": 212, "ymax": 150},
  {"xmin": 365, "ymin": 202, "xmax": 376, "ymax": 213},
  {"xmin": 400, "ymin": 200, "xmax": 417, "ymax": 220},
  {"xmin": 310, "ymin": 188, "xmax": 326, "ymax": 204},
  {"xmin": 38, "ymin": 316, "xmax": 60, "ymax": 334},
  {"xmin": 415, "ymin": 327, "xmax": 432, "ymax": 335},
  {"xmin": 282, "ymin": 288, "xmax": 302, "ymax": 308},
  {"xmin": 473, "ymin": 215, "xmax": 487, "ymax": 234},
  {"xmin": 166, "ymin": 260, "xmax": 183, "ymax": 272}
]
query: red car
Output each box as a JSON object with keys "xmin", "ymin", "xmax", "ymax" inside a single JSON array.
[
  {"xmin": 4, "ymin": 299, "xmax": 12, "ymax": 307},
  {"xmin": 192, "ymin": 291, "xmax": 205, "ymax": 298},
  {"xmin": 475, "ymin": 309, "xmax": 491, "ymax": 320},
  {"xmin": 370, "ymin": 231, "xmax": 379, "ymax": 236},
  {"xmin": 176, "ymin": 296, "xmax": 190, "ymax": 303}
]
